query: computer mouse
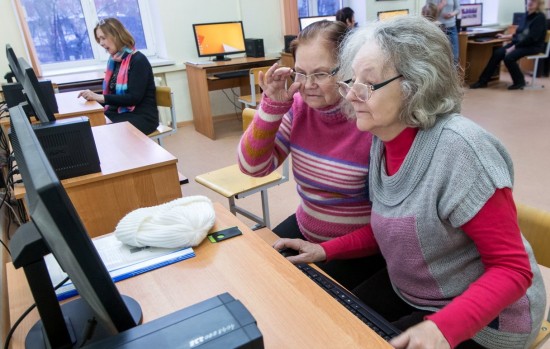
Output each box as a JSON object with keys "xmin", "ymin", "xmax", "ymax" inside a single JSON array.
[{"xmin": 278, "ymin": 247, "xmax": 299, "ymax": 258}]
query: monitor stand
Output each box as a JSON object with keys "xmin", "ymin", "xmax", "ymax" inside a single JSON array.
[
  {"xmin": 212, "ymin": 55, "xmax": 231, "ymax": 61},
  {"xmin": 10, "ymin": 222, "xmax": 142, "ymax": 349}
]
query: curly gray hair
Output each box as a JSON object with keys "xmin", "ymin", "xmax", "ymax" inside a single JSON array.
[{"xmin": 339, "ymin": 15, "xmax": 464, "ymax": 129}]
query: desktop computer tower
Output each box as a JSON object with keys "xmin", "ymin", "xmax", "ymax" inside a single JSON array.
[
  {"xmin": 245, "ymin": 38, "xmax": 264, "ymax": 58},
  {"xmin": 2, "ymin": 81, "xmax": 59, "ymax": 115},
  {"xmin": 9, "ymin": 116, "xmax": 101, "ymax": 180}
]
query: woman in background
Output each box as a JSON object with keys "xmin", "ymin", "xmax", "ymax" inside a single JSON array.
[
  {"xmin": 336, "ymin": 7, "xmax": 356, "ymax": 28},
  {"xmin": 78, "ymin": 18, "xmax": 159, "ymax": 135},
  {"xmin": 238, "ymin": 21, "xmax": 384, "ymax": 290},
  {"xmin": 470, "ymin": 0, "xmax": 547, "ymax": 90}
]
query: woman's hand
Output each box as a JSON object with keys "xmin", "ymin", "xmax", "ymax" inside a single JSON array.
[
  {"xmin": 390, "ymin": 320, "xmax": 450, "ymax": 349},
  {"xmin": 272, "ymin": 238, "xmax": 326, "ymax": 264},
  {"xmin": 78, "ymin": 89, "xmax": 104, "ymax": 103},
  {"xmin": 258, "ymin": 63, "xmax": 301, "ymax": 102}
]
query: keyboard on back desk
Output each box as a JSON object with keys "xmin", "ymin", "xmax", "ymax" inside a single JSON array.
[
  {"xmin": 473, "ymin": 37, "xmax": 495, "ymax": 42},
  {"xmin": 212, "ymin": 70, "xmax": 249, "ymax": 79},
  {"xmin": 296, "ymin": 263, "xmax": 401, "ymax": 341}
]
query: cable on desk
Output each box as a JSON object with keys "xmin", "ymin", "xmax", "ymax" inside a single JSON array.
[{"xmin": 3, "ymin": 276, "xmax": 71, "ymax": 349}]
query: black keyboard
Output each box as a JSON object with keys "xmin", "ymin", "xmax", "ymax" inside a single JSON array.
[
  {"xmin": 296, "ymin": 263, "xmax": 401, "ymax": 341},
  {"xmin": 473, "ymin": 37, "xmax": 495, "ymax": 42},
  {"xmin": 213, "ymin": 70, "xmax": 249, "ymax": 79}
]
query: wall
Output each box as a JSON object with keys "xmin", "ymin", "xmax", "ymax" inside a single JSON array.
[
  {"xmin": 1, "ymin": 0, "xmax": 283, "ymax": 124},
  {"xmin": 0, "ymin": 0, "xmax": 532, "ymax": 123}
]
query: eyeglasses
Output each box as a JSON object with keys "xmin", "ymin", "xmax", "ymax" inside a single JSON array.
[
  {"xmin": 337, "ymin": 74, "xmax": 402, "ymax": 102},
  {"xmin": 291, "ymin": 67, "xmax": 339, "ymax": 84}
]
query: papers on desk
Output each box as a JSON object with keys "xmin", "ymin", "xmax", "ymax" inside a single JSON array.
[{"xmin": 45, "ymin": 234, "xmax": 195, "ymax": 301}]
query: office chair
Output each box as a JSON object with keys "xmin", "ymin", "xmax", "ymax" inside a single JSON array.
[
  {"xmin": 237, "ymin": 66, "xmax": 270, "ymax": 109},
  {"xmin": 525, "ymin": 30, "xmax": 550, "ymax": 89},
  {"xmin": 516, "ymin": 203, "xmax": 550, "ymax": 348},
  {"xmin": 195, "ymin": 108, "xmax": 290, "ymax": 230},
  {"xmin": 148, "ymin": 86, "xmax": 177, "ymax": 147}
]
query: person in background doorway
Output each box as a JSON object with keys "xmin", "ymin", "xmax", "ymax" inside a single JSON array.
[
  {"xmin": 470, "ymin": 0, "xmax": 547, "ymax": 90},
  {"xmin": 78, "ymin": 17, "xmax": 159, "ymax": 134},
  {"xmin": 428, "ymin": 0, "xmax": 459, "ymax": 64},
  {"xmin": 274, "ymin": 15, "xmax": 546, "ymax": 349},
  {"xmin": 422, "ymin": 2, "xmax": 445, "ymax": 31},
  {"xmin": 336, "ymin": 7, "xmax": 356, "ymax": 28},
  {"xmin": 238, "ymin": 21, "xmax": 384, "ymax": 290}
]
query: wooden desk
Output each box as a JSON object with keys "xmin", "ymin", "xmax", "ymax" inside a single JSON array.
[
  {"xmin": 459, "ymin": 30, "xmax": 507, "ymax": 84},
  {"xmin": 185, "ymin": 56, "xmax": 280, "ymax": 140},
  {"xmin": 54, "ymin": 91, "xmax": 106, "ymax": 126},
  {"xmin": 15, "ymin": 122, "xmax": 182, "ymax": 237},
  {"xmin": 6, "ymin": 203, "xmax": 391, "ymax": 348}
]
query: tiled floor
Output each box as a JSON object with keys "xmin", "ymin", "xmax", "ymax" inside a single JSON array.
[{"xmin": 164, "ymin": 71, "xmax": 550, "ymax": 229}]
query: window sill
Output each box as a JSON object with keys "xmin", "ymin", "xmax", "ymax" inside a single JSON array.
[{"xmin": 41, "ymin": 57, "xmax": 177, "ymax": 78}]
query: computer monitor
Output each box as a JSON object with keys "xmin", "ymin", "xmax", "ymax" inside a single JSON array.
[
  {"xmin": 18, "ymin": 58, "xmax": 57, "ymax": 122},
  {"xmin": 298, "ymin": 15, "xmax": 336, "ymax": 30},
  {"xmin": 377, "ymin": 9, "xmax": 409, "ymax": 21},
  {"xmin": 6, "ymin": 44, "xmax": 24, "ymax": 83},
  {"xmin": 513, "ymin": 12, "xmax": 526, "ymax": 26},
  {"xmin": 192, "ymin": 21, "xmax": 247, "ymax": 61},
  {"xmin": 9, "ymin": 104, "xmax": 142, "ymax": 348},
  {"xmin": 460, "ymin": 3, "xmax": 483, "ymax": 30}
]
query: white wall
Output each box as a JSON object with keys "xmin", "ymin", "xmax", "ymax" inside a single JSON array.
[
  {"xmin": 1, "ymin": 0, "xmax": 283, "ymax": 123},
  {"xmin": 0, "ymin": 0, "xmax": 531, "ymax": 123}
]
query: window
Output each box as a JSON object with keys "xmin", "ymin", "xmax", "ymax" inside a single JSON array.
[
  {"xmin": 15, "ymin": 0, "xmax": 157, "ymax": 73},
  {"xmin": 298, "ymin": 0, "xmax": 342, "ymax": 17}
]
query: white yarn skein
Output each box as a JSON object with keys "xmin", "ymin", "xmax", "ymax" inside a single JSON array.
[{"xmin": 114, "ymin": 196, "xmax": 216, "ymax": 248}]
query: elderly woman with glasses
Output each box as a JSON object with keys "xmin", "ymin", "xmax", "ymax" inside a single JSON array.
[
  {"xmin": 274, "ymin": 16, "xmax": 545, "ymax": 349},
  {"xmin": 238, "ymin": 20, "xmax": 385, "ymax": 290}
]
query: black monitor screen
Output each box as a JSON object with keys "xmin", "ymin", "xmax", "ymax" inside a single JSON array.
[
  {"xmin": 298, "ymin": 15, "xmax": 336, "ymax": 30},
  {"xmin": 192, "ymin": 21, "xmax": 246, "ymax": 61},
  {"xmin": 6, "ymin": 44, "xmax": 24, "ymax": 83},
  {"xmin": 9, "ymin": 104, "xmax": 140, "ymax": 347},
  {"xmin": 460, "ymin": 3, "xmax": 483, "ymax": 28},
  {"xmin": 18, "ymin": 58, "xmax": 57, "ymax": 123}
]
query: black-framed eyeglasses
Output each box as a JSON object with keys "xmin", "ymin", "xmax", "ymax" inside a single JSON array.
[
  {"xmin": 337, "ymin": 74, "xmax": 402, "ymax": 102},
  {"xmin": 291, "ymin": 67, "xmax": 339, "ymax": 84}
]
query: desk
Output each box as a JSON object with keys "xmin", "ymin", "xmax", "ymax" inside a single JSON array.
[
  {"xmin": 185, "ymin": 57, "xmax": 280, "ymax": 140},
  {"xmin": 54, "ymin": 91, "xmax": 106, "ymax": 126},
  {"xmin": 49, "ymin": 71, "xmax": 105, "ymax": 93},
  {"xmin": 15, "ymin": 122, "xmax": 182, "ymax": 237},
  {"xmin": 6, "ymin": 203, "xmax": 391, "ymax": 348},
  {"xmin": 459, "ymin": 30, "xmax": 506, "ymax": 84}
]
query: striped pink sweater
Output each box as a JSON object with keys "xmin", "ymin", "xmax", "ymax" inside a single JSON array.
[{"xmin": 238, "ymin": 94, "xmax": 373, "ymax": 242}]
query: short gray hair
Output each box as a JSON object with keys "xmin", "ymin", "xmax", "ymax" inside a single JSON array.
[{"xmin": 339, "ymin": 16, "xmax": 464, "ymax": 129}]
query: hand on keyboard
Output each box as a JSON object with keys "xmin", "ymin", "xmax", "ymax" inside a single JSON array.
[
  {"xmin": 272, "ymin": 238, "xmax": 326, "ymax": 263},
  {"xmin": 389, "ymin": 320, "xmax": 449, "ymax": 349}
]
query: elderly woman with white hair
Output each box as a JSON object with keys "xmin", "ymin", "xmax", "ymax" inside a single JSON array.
[{"xmin": 274, "ymin": 16, "xmax": 546, "ymax": 349}]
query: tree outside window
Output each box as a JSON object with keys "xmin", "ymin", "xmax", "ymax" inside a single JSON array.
[{"xmin": 17, "ymin": 0, "xmax": 153, "ymax": 71}]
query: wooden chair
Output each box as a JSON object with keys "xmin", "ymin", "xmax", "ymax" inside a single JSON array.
[
  {"xmin": 525, "ymin": 30, "xmax": 550, "ymax": 89},
  {"xmin": 195, "ymin": 108, "xmax": 290, "ymax": 230},
  {"xmin": 237, "ymin": 66, "xmax": 270, "ymax": 109},
  {"xmin": 148, "ymin": 86, "xmax": 177, "ymax": 147},
  {"xmin": 516, "ymin": 203, "xmax": 550, "ymax": 348}
]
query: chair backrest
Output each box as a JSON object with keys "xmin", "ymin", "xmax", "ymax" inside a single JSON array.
[
  {"xmin": 241, "ymin": 107, "xmax": 290, "ymax": 182},
  {"xmin": 155, "ymin": 86, "xmax": 176, "ymax": 129},
  {"xmin": 543, "ymin": 30, "xmax": 550, "ymax": 57},
  {"xmin": 516, "ymin": 202, "xmax": 550, "ymax": 268},
  {"xmin": 247, "ymin": 66, "xmax": 270, "ymax": 106}
]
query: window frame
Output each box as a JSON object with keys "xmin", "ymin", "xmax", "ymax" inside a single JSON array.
[{"xmin": 12, "ymin": 0, "xmax": 158, "ymax": 75}]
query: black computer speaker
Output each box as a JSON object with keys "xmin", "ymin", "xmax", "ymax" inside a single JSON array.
[
  {"xmin": 284, "ymin": 35, "xmax": 297, "ymax": 53},
  {"xmin": 245, "ymin": 38, "xmax": 264, "ymax": 58}
]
